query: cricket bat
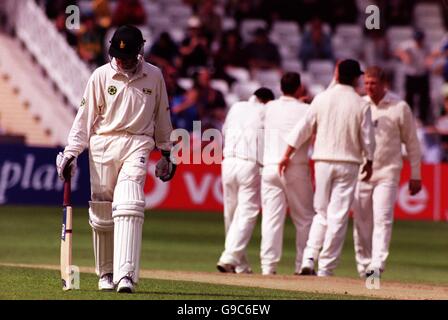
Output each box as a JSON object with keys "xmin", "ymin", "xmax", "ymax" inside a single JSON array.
[{"xmin": 60, "ymin": 160, "xmax": 74, "ymax": 291}]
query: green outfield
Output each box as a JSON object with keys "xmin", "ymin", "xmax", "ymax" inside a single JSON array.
[
  {"xmin": 0, "ymin": 205, "xmax": 447, "ymax": 299},
  {"xmin": 1, "ymin": 266, "xmax": 369, "ymax": 300}
]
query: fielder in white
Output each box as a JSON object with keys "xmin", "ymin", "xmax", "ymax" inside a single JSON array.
[
  {"xmin": 280, "ymin": 59, "xmax": 376, "ymax": 277},
  {"xmin": 217, "ymin": 88, "xmax": 275, "ymax": 273},
  {"xmin": 353, "ymin": 66, "xmax": 422, "ymax": 277},
  {"xmin": 56, "ymin": 25, "xmax": 176, "ymax": 293},
  {"xmin": 260, "ymin": 72, "xmax": 315, "ymax": 275}
]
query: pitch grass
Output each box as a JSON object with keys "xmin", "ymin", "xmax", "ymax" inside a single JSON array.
[
  {"xmin": 0, "ymin": 205, "xmax": 447, "ymax": 299},
  {"xmin": 0, "ymin": 266, "xmax": 369, "ymax": 300}
]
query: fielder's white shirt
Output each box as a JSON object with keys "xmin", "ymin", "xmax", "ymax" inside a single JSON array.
[
  {"xmin": 287, "ymin": 84, "xmax": 375, "ymax": 164},
  {"xmin": 222, "ymin": 96, "xmax": 265, "ymax": 164},
  {"xmin": 363, "ymin": 91, "xmax": 421, "ymax": 182},
  {"xmin": 263, "ymin": 96, "xmax": 311, "ymax": 166},
  {"xmin": 64, "ymin": 60, "xmax": 173, "ymax": 157}
]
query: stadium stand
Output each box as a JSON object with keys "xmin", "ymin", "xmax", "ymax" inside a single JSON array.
[
  {"xmin": 0, "ymin": 33, "xmax": 74, "ymax": 146},
  {"xmin": 0, "ymin": 74, "xmax": 52, "ymax": 146},
  {"xmin": 0, "ymin": 0, "xmax": 447, "ymax": 160}
]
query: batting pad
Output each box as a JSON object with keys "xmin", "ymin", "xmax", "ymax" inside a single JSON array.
[
  {"xmin": 112, "ymin": 179, "xmax": 145, "ymax": 218},
  {"xmin": 89, "ymin": 201, "xmax": 114, "ymax": 277},
  {"xmin": 113, "ymin": 215, "xmax": 144, "ymax": 284},
  {"xmin": 111, "ymin": 179, "xmax": 145, "ymax": 283}
]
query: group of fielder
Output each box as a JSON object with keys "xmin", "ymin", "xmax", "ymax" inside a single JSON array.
[
  {"xmin": 217, "ymin": 59, "xmax": 422, "ymax": 278},
  {"xmin": 55, "ymin": 25, "xmax": 422, "ymax": 294}
]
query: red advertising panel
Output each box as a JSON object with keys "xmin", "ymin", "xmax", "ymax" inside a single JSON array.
[
  {"xmin": 394, "ymin": 163, "xmax": 435, "ymax": 221},
  {"xmin": 144, "ymin": 155, "xmax": 448, "ymax": 221},
  {"xmin": 144, "ymin": 154, "xmax": 223, "ymax": 211},
  {"xmin": 441, "ymin": 164, "xmax": 448, "ymax": 221}
]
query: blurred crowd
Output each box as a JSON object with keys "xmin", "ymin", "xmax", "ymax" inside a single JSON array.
[{"xmin": 39, "ymin": 0, "xmax": 448, "ymax": 161}]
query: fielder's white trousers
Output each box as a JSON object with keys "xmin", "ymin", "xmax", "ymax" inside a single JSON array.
[
  {"xmin": 302, "ymin": 161, "xmax": 359, "ymax": 275},
  {"xmin": 218, "ymin": 157, "xmax": 261, "ymax": 272},
  {"xmin": 260, "ymin": 164, "xmax": 315, "ymax": 274},
  {"xmin": 352, "ymin": 180, "xmax": 398, "ymax": 275}
]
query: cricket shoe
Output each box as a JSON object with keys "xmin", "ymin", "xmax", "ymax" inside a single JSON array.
[
  {"xmin": 117, "ymin": 276, "xmax": 135, "ymax": 293},
  {"xmin": 299, "ymin": 258, "xmax": 316, "ymax": 275},
  {"xmin": 262, "ymin": 270, "xmax": 277, "ymax": 276},
  {"xmin": 261, "ymin": 266, "xmax": 277, "ymax": 275},
  {"xmin": 236, "ymin": 266, "xmax": 253, "ymax": 274},
  {"xmin": 216, "ymin": 262, "xmax": 236, "ymax": 273},
  {"xmin": 317, "ymin": 269, "xmax": 333, "ymax": 277},
  {"xmin": 98, "ymin": 273, "xmax": 114, "ymax": 291}
]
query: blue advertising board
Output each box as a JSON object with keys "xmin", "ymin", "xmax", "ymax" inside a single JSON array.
[{"xmin": 0, "ymin": 144, "xmax": 91, "ymax": 206}]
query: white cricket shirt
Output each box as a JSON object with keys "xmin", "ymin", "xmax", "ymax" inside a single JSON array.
[
  {"xmin": 64, "ymin": 60, "xmax": 173, "ymax": 157},
  {"xmin": 263, "ymin": 96, "xmax": 311, "ymax": 166},
  {"xmin": 363, "ymin": 91, "xmax": 421, "ymax": 182},
  {"xmin": 287, "ymin": 84, "xmax": 375, "ymax": 164},
  {"xmin": 222, "ymin": 96, "xmax": 265, "ymax": 164}
]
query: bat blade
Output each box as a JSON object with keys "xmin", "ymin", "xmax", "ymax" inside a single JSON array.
[{"xmin": 60, "ymin": 205, "xmax": 73, "ymax": 291}]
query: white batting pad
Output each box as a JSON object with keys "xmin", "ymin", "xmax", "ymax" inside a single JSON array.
[
  {"xmin": 89, "ymin": 201, "xmax": 114, "ymax": 231},
  {"xmin": 113, "ymin": 215, "xmax": 144, "ymax": 284},
  {"xmin": 112, "ymin": 179, "xmax": 145, "ymax": 218},
  {"xmin": 111, "ymin": 177, "xmax": 146, "ymax": 283},
  {"xmin": 89, "ymin": 201, "xmax": 114, "ymax": 277}
]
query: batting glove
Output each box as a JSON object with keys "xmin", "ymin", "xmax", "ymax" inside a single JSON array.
[
  {"xmin": 56, "ymin": 152, "xmax": 77, "ymax": 181},
  {"xmin": 155, "ymin": 150, "xmax": 176, "ymax": 182}
]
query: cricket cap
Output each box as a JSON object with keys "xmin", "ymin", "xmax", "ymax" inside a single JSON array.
[
  {"xmin": 109, "ymin": 25, "xmax": 145, "ymax": 59},
  {"xmin": 338, "ymin": 59, "xmax": 364, "ymax": 79}
]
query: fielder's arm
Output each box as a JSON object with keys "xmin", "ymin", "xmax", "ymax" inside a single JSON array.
[
  {"xmin": 280, "ymin": 106, "xmax": 317, "ymax": 175},
  {"xmin": 400, "ymin": 103, "xmax": 422, "ymax": 195},
  {"xmin": 359, "ymin": 105, "xmax": 375, "ymax": 182},
  {"xmin": 279, "ymin": 145, "xmax": 296, "ymax": 176}
]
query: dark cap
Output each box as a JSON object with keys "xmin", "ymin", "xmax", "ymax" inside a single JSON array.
[
  {"xmin": 338, "ymin": 59, "xmax": 364, "ymax": 79},
  {"xmin": 254, "ymin": 87, "xmax": 275, "ymax": 103},
  {"xmin": 109, "ymin": 25, "xmax": 145, "ymax": 59},
  {"xmin": 414, "ymin": 30, "xmax": 425, "ymax": 41},
  {"xmin": 253, "ymin": 27, "xmax": 267, "ymax": 36}
]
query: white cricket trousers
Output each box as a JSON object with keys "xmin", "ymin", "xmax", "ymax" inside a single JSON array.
[
  {"xmin": 352, "ymin": 180, "xmax": 398, "ymax": 275},
  {"xmin": 89, "ymin": 133, "xmax": 152, "ymax": 201},
  {"xmin": 89, "ymin": 133, "xmax": 152, "ymax": 283},
  {"xmin": 303, "ymin": 161, "xmax": 359, "ymax": 275},
  {"xmin": 260, "ymin": 164, "xmax": 315, "ymax": 274},
  {"xmin": 218, "ymin": 157, "xmax": 261, "ymax": 271}
]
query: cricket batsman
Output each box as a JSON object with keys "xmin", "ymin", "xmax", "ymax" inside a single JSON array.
[
  {"xmin": 353, "ymin": 66, "xmax": 422, "ymax": 277},
  {"xmin": 56, "ymin": 25, "xmax": 176, "ymax": 293}
]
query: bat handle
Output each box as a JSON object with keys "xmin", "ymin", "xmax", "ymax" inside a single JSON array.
[
  {"xmin": 63, "ymin": 177, "xmax": 71, "ymax": 207},
  {"xmin": 62, "ymin": 157, "xmax": 73, "ymax": 207}
]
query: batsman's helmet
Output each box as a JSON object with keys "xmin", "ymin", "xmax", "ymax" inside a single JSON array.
[{"xmin": 109, "ymin": 25, "xmax": 145, "ymax": 59}]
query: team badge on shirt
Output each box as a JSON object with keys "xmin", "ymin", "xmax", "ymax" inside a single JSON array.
[
  {"xmin": 142, "ymin": 88, "xmax": 152, "ymax": 95},
  {"xmin": 80, "ymin": 97, "xmax": 86, "ymax": 106},
  {"xmin": 108, "ymin": 85, "xmax": 117, "ymax": 95}
]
